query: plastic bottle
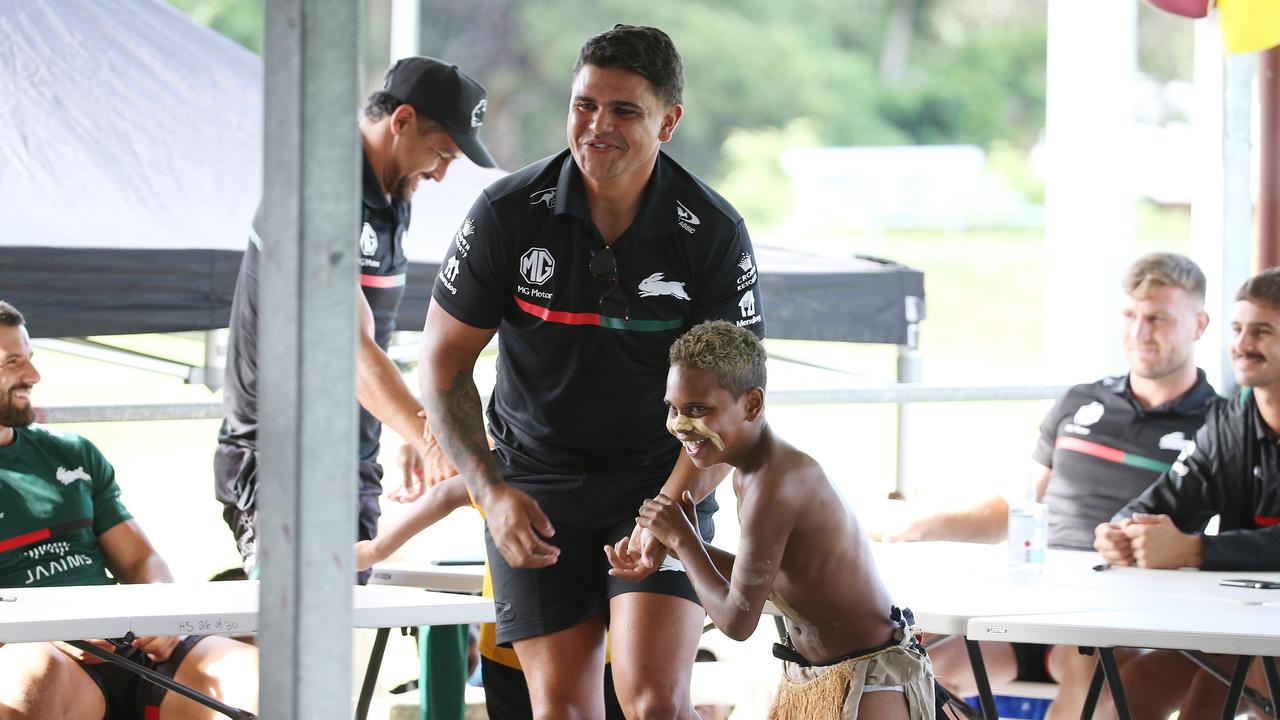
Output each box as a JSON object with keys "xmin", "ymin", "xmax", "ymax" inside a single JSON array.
[{"xmin": 1007, "ymin": 483, "xmax": 1047, "ymax": 578}]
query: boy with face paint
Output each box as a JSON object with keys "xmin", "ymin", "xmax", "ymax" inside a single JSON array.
[{"xmin": 607, "ymin": 321, "xmax": 941, "ymax": 719}]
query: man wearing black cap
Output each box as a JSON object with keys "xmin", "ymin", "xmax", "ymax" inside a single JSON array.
[{"xmin": 214, "ymin": 57, "xmax": 496, "ymax": 579}]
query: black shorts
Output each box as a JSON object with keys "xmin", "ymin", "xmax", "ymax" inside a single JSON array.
[
  {"xmin": 1011, "ymin": 642, "xmax": 1053, "ymax": 684},
  {"xmin": 485, "ymin": 469, "xmax": 715, "ymax": 646},
  {"xmin": 78, "ymin": 635, "xmax": 206, "ymax": 720},
  {"xmin": 480, "ymin": 656, "xmax": 624, "ymax": 720},
  {"xmin": 213, "ymin": 443, "xmax": 384, "ymax": 582}
]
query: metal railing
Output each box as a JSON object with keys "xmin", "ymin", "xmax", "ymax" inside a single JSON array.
[{"xmin": 36, "ymin": 384, "xmax": 1067, "ymax": 424}]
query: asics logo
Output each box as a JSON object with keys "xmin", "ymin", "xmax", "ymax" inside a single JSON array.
[{"xmin": 530, "ymin": 188, "xmax": 556, "ymax": 208}]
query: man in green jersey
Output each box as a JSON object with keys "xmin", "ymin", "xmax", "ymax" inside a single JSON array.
[{"xmin": 0, "ymin": 300, "xmax": 258, "ymax": 719}]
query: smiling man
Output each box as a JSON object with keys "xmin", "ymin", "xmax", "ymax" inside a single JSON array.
[
  {"xmin": 0, "ymin": 301, "xmax": 259, "ymax": 719},
  {"xmin": 1098, "ymin": 267, "xmax": 1280, "ymax": 567},
  {"xmin": 215, "ymin": 57, "xmax": 495, "ymax": 580},
  {"xmin": 419, "ymin": 25, "xmax": 764, "ymax": 719},
  {"xmin": 891, "ymin": 253, "xmax": 1216, "ymax": 711},
  {"xmin": 1090, "ymin": 268, "xmax": 1280, "ymax": 718}
]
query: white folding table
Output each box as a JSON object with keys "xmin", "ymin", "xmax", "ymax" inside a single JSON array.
[
  {"xmin": 872, "ymin": 541, "xmax": 1280, "ymax": 719},
  {"xmin": 971, "ymin": 605, "xmax": 1280, "ymax": 720},
  {"xmin": 369, "ymin": 542, "xmax": 1280, "ymax": 720},
  {"xmin": 0, "ymin": 581, "xmax": 495, "ymax": 720},
  {"xmin": 369, "ymin": 560, "xmax": 484, "ymax": 594}
]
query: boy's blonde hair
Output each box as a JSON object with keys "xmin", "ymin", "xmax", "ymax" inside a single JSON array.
[{"xmin": 668, "ymin": 321, "xmax": 766, "ymax": 398}]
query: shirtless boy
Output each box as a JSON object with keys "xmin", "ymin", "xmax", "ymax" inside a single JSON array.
[{"xmin": 607, "ymin": 320, "xmax": 939, "ymax": 719}]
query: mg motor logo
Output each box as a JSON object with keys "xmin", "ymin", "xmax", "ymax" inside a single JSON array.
[{"xmin": 520, "ymin": 247, "xmax": 555, "ymax": 285}]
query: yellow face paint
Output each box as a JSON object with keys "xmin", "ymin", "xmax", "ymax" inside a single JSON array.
[{"xmin": 666, "ymin": 414, "xmax": 725, "ymax": 451}]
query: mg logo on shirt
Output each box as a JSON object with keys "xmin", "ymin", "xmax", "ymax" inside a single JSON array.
[
  {"xmin": 359, "ymin": 222, "xmax": 378, "ymax": 256},
  {"xmin": 1073, "ymin": 402, "xmax": 1104, "ymax": 426},
  {"xmin": 520, "ymin": 247, "xmax": 556, "ymax": 285},
  {"xmin": 1064, "ymin": 401, "xmax": 1104, "ymax": 436}
]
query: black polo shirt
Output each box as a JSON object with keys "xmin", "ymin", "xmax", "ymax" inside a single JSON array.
[
  {"xmin": 220, "ymin": 150, "xmax": 411, "ymax": 466},
  {"xmin": 1247, "ymin": 401, "xmax": 1280, "ymax": 528},
  {"xmin": 1033, "ymin": 370, "xmax": 1217, "ymax": 550},
  {"xmin": 431, "ymin": 149, "xmax": 765, "ymax": 476}
]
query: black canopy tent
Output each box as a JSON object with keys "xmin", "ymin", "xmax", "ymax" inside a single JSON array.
[
  {"xmin": 0, "ymin": 0, "xmax": 924, "ymax": 347},
  {"xmin": 4, "ymin": 247, "xmax": 923, "ymax": 346},
  {"xmin": 398, "ymin": 249, "xmax": 924, "ymax": 345}
]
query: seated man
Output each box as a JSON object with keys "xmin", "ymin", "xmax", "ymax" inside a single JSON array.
[
  {"xmin": 1096, "ymin": 268, "xmax": 1280, "ymax": 718},
  {"xmin": 612, "ymin": 320, "xmax": 939, "ymax": 719},
  {"xmin": 888, "ymin": 253, "xmax": 1216, "ymax": 713},
  {"xmin": 0, "ymin": 300, "xmax": 258, "ymax": 720}
]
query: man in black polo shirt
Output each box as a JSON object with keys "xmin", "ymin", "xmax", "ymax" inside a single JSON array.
[
  {"xmin": 1094, "ymin": 268, "xmax": 1280, "ymax": 718},
  {"xmin": 420, "ymin": 25, "xmax": 764, "ymax": 719},
  {"xmin": 890, "ymin": 253, "xmax": 1216, "ymax": 712},
  {"xmin": 215, "ymin": 57, "xmax": 496, "ymax": 577}
]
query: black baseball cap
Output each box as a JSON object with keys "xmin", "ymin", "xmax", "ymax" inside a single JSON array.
[{"xmin": 383, "ymin": 56, "xmax": 497, "ymax": 168}]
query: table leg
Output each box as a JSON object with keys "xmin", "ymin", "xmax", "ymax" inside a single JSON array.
[
  {"xmin": 964, "ymin": 639, "xmax": 998, "ymax": 720},
  {"xmin": 68, "ymin": 640, "xmax": 256, "ymax": 720},
  {"xmin": 420, "ymin": 624, "xmax": 467, "ymax": 720},
  {"xmin": 1079, "ymin": 657, "xmax": 1105, "ymax": 720},
  {"xmin": 354, "ymin": 627, "xmax": 390, "ymax": 720},
  {"xmin": 1182, "ymin": 650, "xmax": 1273, "ymax": 717},
  {"xmin": 1221, "ymin": 655, "xmax": 1254, "ymax": 720},
  {"xmin": 924, "ymin": 634, "xmax": 958, "ymax": 650},
  {"xmin": 1263, "ymin": 656, "xmax": 1280, "ymax": 719},
  {"xmin": 1098, "ymin": 648, "xmax": 1132, "ymax": 720}
]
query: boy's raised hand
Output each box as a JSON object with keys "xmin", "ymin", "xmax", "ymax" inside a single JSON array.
[{"xmin": 635, "ymin": 491, "xmax": 699, "ymax": 554}]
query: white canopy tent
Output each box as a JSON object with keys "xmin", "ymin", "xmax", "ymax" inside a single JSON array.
[{"xmin": 0, "ymin": 0, "xmax": 505, "ymax": 339}]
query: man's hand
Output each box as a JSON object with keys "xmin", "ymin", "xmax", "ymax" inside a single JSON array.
[
  {"xmin": 480, "ymin": 484, "xmax": 559, "ymax": 569},
  {"xmin": 1123, "ymin": 513, "xmax": 1202, "ymax": 569},
  {"xmin": 420, "ymin": 424, "xmax": 459, "ymax": 486},
  {"xmin": 1094, "ymin": 520, "xmax": 1135, "ymax": 565},
  {"xmin": 131, "ymin": 635, "xmax": 180, "ymax": 663}
]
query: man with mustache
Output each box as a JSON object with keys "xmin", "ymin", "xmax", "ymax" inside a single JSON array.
[
  {"xmin": 419, "ymin": 25, "xmax": 764, "ymax": 719},
  {"xmin": 1093, "ymin": 268, "xmax": 1280, "ymax": 718},
  {"xmin": 215, "ymin": 57, "xmax": 496, "ymax": 579},
  {"xmin": 1099, "ymin": 267, "xmax": 1280, "ymax": 569},
  {"xmin": 0, "ymin": 300, "xmax": 259, "ymax": 719},
  {"xmin": 891, "ymin": 253, "xmax": 1217, "ymax": 715}
]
